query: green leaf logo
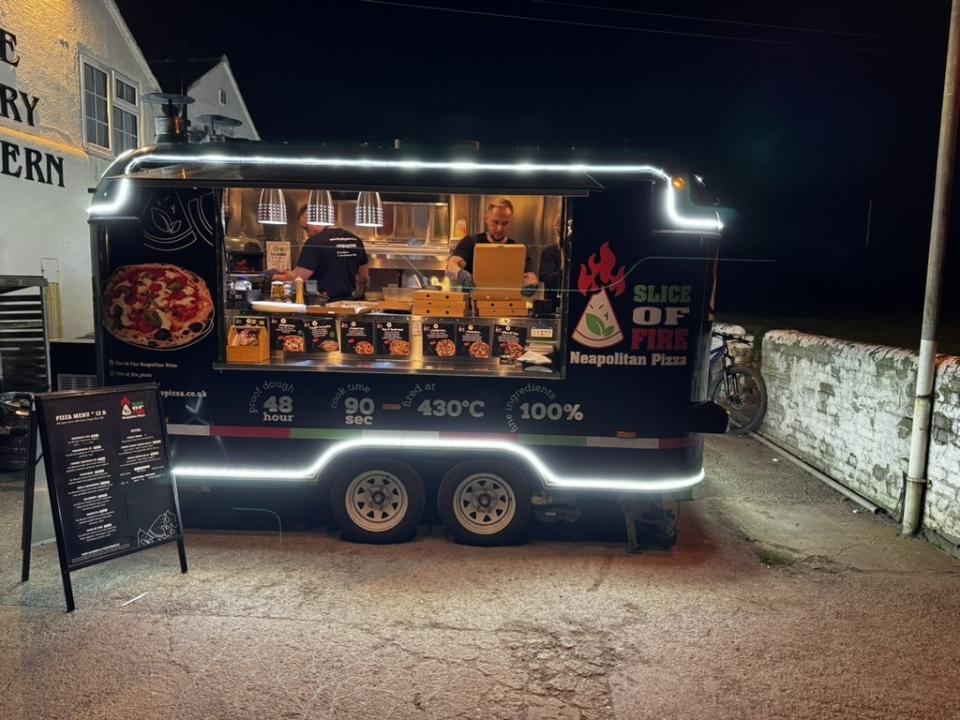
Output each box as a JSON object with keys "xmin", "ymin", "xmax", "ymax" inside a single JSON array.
[{"xmin": 585, "ymin": 313, "xmax": 613, "ymax": 337}]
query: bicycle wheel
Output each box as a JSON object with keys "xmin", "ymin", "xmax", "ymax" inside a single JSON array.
[{"xmin": 711, "ymin": 367, "xmax": 767, "ymax": 433}]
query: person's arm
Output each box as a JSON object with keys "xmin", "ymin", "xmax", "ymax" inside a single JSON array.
[
  {"xmin": 273, "ymin": 240, "xmax": 321, "ymax": 283},
  {"xmin": 447, "ymin": 236, "xmax": 473, "ymax": 275},
  {"xmin": 355, "ymin": 264, "xmax": 370, "ymax": 297},
  {"xmin": 270, "ymin": 266, "xmax": 314, "ymax": 282}
]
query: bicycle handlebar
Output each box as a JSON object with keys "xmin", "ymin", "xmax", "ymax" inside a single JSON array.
[{"xmin": 712, "ymin": 331, "xmax": 752, "ymax": 346}]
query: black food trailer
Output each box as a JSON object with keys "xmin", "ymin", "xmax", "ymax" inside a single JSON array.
[{"xmin": 87, "ymin": 140, "xmax": 727, "ymax": 547}]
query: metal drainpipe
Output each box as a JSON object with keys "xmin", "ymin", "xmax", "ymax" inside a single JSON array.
[{"xmin": 903, "ymin": 0, "xmax": 960, "ymax": 536}]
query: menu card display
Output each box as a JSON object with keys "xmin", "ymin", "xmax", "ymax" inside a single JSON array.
[
  {"xmin": 494, "ymin": 323, "xmax": 527, "ymax": 360},
  {"xmin": 456, "ymin": 322, "xmax": 492, "ymax": 359},
  {"xmin": 340, "ymin": 319, "xmax": 375, "ymax": 355},
  {"xmin": 270, "ymin": 317, "xmax": 306, "ymax": 353},
  {"xmin": 306, "ymin": 318, "xmax": 339, "ymax": 353},
  {"xmin": 422, "ymin": 321, "xmax": 458, "ymax": 358},
  {"xmin": 375, "ymin": 320, "xmax": 411, "ymax": 357},
  {"xmin": 33, "ymin": 385, "xmax": 185, "ymax": 572}
]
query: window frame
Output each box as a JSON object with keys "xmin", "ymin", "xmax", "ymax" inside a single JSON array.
[
  {"xmin": 80, "ymin": 54, "xmax": 142, "ymax": 158},
  {"xmin": 111, "ymin": 71, "xmax": 141, "ymax": 155}
]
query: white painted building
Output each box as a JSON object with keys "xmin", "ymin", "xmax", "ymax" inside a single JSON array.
[
  {"xmin": 151, "ymin": 55, "xmax": 259, "ymax": 142},
  {"xmin": 0, "ymin": 2, "xmax": 259, "ymax": 339},
  {"xmin": 0, "ymin": 0, "xmax": 162, "ymax": 339}
]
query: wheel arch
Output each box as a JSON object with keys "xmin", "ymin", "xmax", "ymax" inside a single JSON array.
[{"xmin": 312, "ymin": 442, "xmax": 547, "ymax": 494}]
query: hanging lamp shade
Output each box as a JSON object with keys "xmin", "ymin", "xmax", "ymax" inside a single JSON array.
[
  {"xmin": 257, "ymin": 188, "xmax": 287, "ymax": 225},
  {"xmin": 355, "ymin": 191, "xmax": 383, "ymax": 227},
  {"xmin": 306, "ymin": 189, "xmax": 336, "ymax": 225}
]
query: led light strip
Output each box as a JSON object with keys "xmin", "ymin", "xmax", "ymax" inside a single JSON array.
[
  {"xmin": 665, "ymin": 184, "xmax": 724, "ymax": 231},
  {"xmin": 86, "ymin": 176, "xmax": 131, "ymax": 216},
  {"xmin": 88, "ymin": 151, "xmax": 723, "ymax": 230},
  {"xmin": 171, "ymin": 435, "xmax": 705, "ymax": 492}
]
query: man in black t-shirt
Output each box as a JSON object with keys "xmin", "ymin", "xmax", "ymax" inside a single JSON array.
[
  {"xmin": 446, "ymin": 198, "xmax": 537, "ymax": 287},
  {"xmin": 270, "ymin": 206, "xmax": 369, "ymax": 300}
]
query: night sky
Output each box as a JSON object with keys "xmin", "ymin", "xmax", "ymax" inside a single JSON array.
[{"xmin": 115, "ymin": 1, "xmax": 956, "ymax": 320}]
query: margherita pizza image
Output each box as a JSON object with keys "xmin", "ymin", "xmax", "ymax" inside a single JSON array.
[
  {"xmin": 469, "ymin": 341, "xmax": 490, "ymax": 358},
  {"xmin": 103, "ymin": 264, "xmax": 214, "ymax": 349}
]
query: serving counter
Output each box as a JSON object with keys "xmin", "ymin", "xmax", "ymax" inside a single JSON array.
[{"xmin": 222, "ymin": 307, "xmax": 561, "ymax": 378}]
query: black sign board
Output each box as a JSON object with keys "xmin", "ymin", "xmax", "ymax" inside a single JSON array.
[{"xmin": 22, "ymin": 383, "xmax": 187, "ymax": 611}]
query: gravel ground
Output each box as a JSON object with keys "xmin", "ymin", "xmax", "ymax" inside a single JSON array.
[{"xmin": 1, "ymin": 434, "xmax": 958, "ymax": 720}]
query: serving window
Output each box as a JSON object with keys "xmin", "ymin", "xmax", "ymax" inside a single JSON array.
[{"xmin": 219, "ymin": 189, "xmax": 570, "ymax": 379}]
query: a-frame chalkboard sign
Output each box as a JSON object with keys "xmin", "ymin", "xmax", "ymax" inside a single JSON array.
[{"xmin": 21, "ymin": 383, "xmax": 187, "ymax": 611}]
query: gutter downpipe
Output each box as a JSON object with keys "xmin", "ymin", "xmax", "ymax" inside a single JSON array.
[{"xmin": 903, "ymin": 0, "xmax": 960, "ymax": 536}]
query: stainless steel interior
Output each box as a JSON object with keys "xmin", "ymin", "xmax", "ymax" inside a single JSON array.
[{"xmin": 222, "ymin": 188, "xmax": 562, "ymax": 282}]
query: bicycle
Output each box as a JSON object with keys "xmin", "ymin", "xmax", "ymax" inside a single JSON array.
[{"xmin": 709, "ymin": 331, "xmax": 768, "ymax": 434}]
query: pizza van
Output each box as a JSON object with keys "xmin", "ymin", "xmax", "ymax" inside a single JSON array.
[{"xmin": 87, "ymin": 137, "xmax": 728, "ymax": 549}]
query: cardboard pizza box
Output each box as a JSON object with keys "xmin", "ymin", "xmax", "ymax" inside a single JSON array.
[
  {"xmin": 413, "ymin": 303, "xmax": 468, "ymax": 317},
  {"xmin": 473, "ymin": 244, "xmax": 526, "ymax": 294},
  {"xmin": 414, "ymin": 290, "xmax": 468, "ymax": 302},
  {"xmin": 476, "ymin": 300, "xmax": 527, "ymax": 311},
  {"xmin": 477, "ymin": 306, "xmax": 528, "ymax": 318},
  {"xmin": 379, "ymin": 299, "xmax": 414, "ymax": 313},
  {"xmin": 472, "ymin": 290, "xmax": 524, "ymax": 301}
]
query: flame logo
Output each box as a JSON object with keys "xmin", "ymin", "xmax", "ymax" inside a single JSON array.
[{"xmin": 578, "ymin": 242, "xmax": 626, "ymax": 297}]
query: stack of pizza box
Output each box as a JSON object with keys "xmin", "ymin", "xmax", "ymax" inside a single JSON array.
[
  {"xmin": 413, "ymin": 290, "xmax": 469, "ymax": 317},
  {"xmin": 472, "ymin": 244, "xmax": 529, "ymax": 317}
]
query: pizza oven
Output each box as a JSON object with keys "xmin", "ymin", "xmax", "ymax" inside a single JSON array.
[
  {"xmin": 225, "ymin": 237, "xmax": 264, "ymax": 274},
  {"xmin": 224, "ymin": 237, "xmax": 265, "ymax": 308}
]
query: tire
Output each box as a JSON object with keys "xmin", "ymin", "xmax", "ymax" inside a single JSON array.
[
  {"xmin": 330, "ymin": 459, "xmax": 425, "ymax": 543},
  {"xmin": 711, "ymin": 366, "xmax": 767, "ymax": 434},
  {"xmin": 438, "ymin": 460, "xmax": 532, "ymax": 546}
]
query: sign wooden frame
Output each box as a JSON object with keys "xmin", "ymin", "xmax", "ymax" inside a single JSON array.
[{"xmin": 21, "ymin": 383, "xmax": 187, "ymax": 611}]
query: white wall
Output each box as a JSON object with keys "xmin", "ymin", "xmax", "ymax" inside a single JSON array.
[
  {"xmin": 761, "ymin": 330, "xmax": 960, "ymax": 546},
  {"xmin": 188, "ymin": 58, "xmax": 260, "ymax": 141},
  {"xmin": 0, "ymin": 0, "xmax": 159, "ymax": 338}
]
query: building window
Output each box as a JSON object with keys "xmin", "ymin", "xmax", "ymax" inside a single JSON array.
[
  {"xmin": 81, "ymin": 56, "xmax": 141, "ymax": 155},
  {"xmin": 219, "ymin": 88, "xmax": 227, "ymax": 105},
  {"xmin": 83, "ymin": 61, "xmax": 109, "ymax": 149},
  {"xmin": 112, "ymin": 76, "xmax": 139, "ymax": 153}
]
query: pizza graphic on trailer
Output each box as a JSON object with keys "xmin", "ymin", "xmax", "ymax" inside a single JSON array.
[{"xmin": 572, "ymin": 242, "xmax": 626, "ymax": 349}]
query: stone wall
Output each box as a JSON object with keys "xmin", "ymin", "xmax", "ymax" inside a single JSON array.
[{"xmin": 760, "ymin": 330, "xmax": 960, "ymax": 544}]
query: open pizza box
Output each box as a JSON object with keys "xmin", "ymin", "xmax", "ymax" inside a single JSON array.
[{"xmin": 472, "ymin": 244, "xmax": 526, "ymax": 300}]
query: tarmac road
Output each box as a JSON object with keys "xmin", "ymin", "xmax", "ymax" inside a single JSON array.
[{"xmin": 1, "ymin": 434, "xmax": 958, "ymax": 719}]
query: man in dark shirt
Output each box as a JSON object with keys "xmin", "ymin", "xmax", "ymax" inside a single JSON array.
[
  {"xmin": 539, "ymin": 213, "xmax": 567, "ymax": 292},
  {"xmin": 446, "ymin": 198, "xmax": 537, "ymax": 286},
  {"xmin": 270, "ymin": 206, "xmax": 369, "ymax": 300}
]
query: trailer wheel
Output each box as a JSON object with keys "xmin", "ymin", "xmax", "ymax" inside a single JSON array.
[
  {"xmin": 331, "ymin": 460, "xmax": 424, "ymax": 543},
  {"xmin": 438, "ymin": 460, "xmax": 532, "ymax": 546}
]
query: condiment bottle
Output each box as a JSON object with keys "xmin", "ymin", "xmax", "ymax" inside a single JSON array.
[{"xmin": 294, "ymin": 276, "xmax": 305, "ymax": 304}]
